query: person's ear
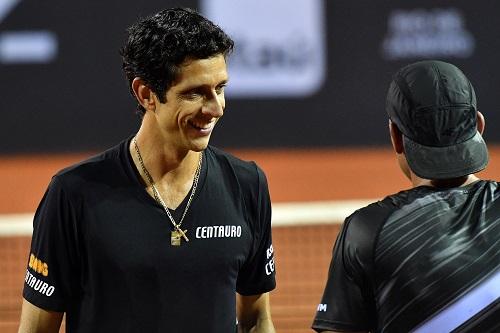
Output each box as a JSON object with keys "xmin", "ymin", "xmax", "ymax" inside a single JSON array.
[
  {"xmin": 477, "ymin": 111, "xmax": 485, "ymax": 135},
  {"xmin": 389, "ymin": 120, "xmax": 404, "ymax": 154},
  {"xmin": 131, "ymin": 78, "xmax": 156, "ymax": 112}
]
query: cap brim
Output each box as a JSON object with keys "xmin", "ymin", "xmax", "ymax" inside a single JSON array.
[{"xmin": 403, "ymin": 131, "xmax": 489, "ymax": 179}]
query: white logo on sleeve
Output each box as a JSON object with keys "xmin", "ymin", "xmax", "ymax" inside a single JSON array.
[
  {"xmin": 265, "ymin": 244, "xmax": 275, "ymax": 276},
  {"xmin": 317, "ymin": 303, "xmax": 328, "ymax": 312},
  {"xmin": 25, "ymin": 269, "xmax": 55, "ymax": 297}
]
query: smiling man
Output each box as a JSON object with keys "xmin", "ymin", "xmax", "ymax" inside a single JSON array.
[{"xmin": 18, "ymin": 8, "xmax": 276, "ymax": 333}]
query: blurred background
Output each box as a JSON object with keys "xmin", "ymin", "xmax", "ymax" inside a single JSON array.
[{"xmin": 1, "ymin": 0, "xmax": 500, "ymax": 332}]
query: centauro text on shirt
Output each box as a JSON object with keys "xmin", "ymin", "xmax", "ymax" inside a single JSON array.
[{"xmin": 25, "ymin": 253, "xmax": 55, "ymax": 297}]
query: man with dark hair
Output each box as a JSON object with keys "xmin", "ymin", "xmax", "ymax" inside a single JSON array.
[
  {"xmin": 312, "ymin": 60, "xmax": 500, "ymax": 333},
  {"xmin": 18, "ymin": 8, "xmax": 276, "ymax": 333}
]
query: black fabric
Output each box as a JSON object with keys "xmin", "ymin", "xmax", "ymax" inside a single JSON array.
[
  {"xmin": 23, "ymin": 138, "xmax": 276, "ymax": 333},
  {"xmin": 312, "ymin": 180, "xmax": 500, "ymax": 333}
]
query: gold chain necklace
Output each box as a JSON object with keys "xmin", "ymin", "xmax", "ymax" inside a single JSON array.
[{"xmin": 133, "ymin": 136, "xmax": 202, "ymax": 246}]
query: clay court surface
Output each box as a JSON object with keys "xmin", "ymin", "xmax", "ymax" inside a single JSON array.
[{"xmin": 1, "ymin": 147, "xmax": 500, "ymax": 332}]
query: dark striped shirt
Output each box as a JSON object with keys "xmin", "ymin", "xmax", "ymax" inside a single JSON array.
[{"xmin": 312, "ymin": 180, "xmax": 500, "ymax": 333}]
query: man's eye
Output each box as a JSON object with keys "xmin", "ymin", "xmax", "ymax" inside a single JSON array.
[
  {"xmin": 216, "ymin": 85, "xmax": 226, "ymax": 95},
  {"xmin": 183, "ymin": 91, "xmax": 202, "ymax": 99}
]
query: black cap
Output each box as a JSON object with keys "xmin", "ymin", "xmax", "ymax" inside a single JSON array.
[{"xmin": 386, "ymin": 60, "xmax": 488, "ymax": 179}]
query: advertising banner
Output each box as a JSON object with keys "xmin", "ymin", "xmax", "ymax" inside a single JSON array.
[{"xmin": 1, "ymin": 1, "xmax": 499, "ymax": 153}]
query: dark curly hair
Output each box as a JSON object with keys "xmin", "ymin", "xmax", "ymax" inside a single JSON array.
[{"xmin": 120, "ymin": 8, "xmax": 234, "ymax": 116}]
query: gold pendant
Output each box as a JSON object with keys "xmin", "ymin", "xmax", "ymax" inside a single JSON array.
[
  {"xmin": 171, "ymin": 229, "xmax": 188, "ymax": 246},
  {"xmin": 171, "ymin": 230, "xmax": 182, "ymax": 246}
]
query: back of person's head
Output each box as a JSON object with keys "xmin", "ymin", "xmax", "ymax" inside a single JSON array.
[
  {"xmin": 386, "ymin": 60, "xmax": 488, "ymax": 180},
  {"xmin": 121, "ymin": 7, "xmax": 234, "ymax": 115}
]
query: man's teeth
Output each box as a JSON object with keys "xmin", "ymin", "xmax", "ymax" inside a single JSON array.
[{"xmin": 191, "ymin": 122, "xmax": 211, "ymax": 129}]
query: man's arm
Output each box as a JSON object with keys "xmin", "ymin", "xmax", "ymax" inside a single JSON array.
[
  {"xmin": 18, "ymin": 299, "xmax": 63, "ymax": 333},
  {"xmin": 237, "ymin": 292, "xmax": 275, "ymax": 333}
]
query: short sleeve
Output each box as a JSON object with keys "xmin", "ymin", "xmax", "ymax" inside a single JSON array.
[
  {"xmin": 312, "ymin": 214, "xmax": 377, "ymax": 332},
  {"xmin": 23, "ymin": 176, "xmax": 81, "ymax": 312},
  {"xmin": 236, "ymin": 165, "xmax": 276, "ymax": 295}
]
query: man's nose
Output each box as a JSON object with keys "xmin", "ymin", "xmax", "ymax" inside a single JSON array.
[{"xmin": 202, "ymin": 94, "xmax": 224, "ymax": 117}]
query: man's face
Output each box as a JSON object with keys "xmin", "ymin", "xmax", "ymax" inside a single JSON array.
[{"xmin": 154, "ymin": 54, "xmax": 228, "ymax": 152}]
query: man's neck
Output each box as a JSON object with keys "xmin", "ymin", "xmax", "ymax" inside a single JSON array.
[
  {"xmin": 130, "ymin": 131, "xmax": 200, "ymax": 182},
  {"xmin": 411, "ymin": 174, "xmax": 480, "ymax": 189},
  {"xmin": 129, "ymin": 132, "xmax": 202, "ymax": 209}
]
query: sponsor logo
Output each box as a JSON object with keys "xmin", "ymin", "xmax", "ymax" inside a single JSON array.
[
  {"xmin": 0, "ymin": 0, "xmax": 58, "ymax": 64},
  {"xmin": 381, "ymin": 8, "xmax": 475, "ymax": 60},
  {"xmin": 28, "ymin": 253, "xmax": 48, "ymax": 277},
  {"xmin": 265, "ymin": 244, "xmax": 275, "ymax": 276},
  {"xmin": 317, "ymin": 303, "xmax": 328, "ymax": 312},
  {"xmin": 25, "ymin": 270, "xmax": 55, "ymax": 297},
  {"xmin": 201, "ymin": 0, "xmax": 326, "ymax": 98},
  {"xmin": 195, "ymin": 225, "xmax": 242, "ymax": 239}
]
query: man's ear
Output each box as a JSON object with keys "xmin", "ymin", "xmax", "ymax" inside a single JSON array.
[
  {"xmin": 131, "ymin": 78, "xmax": 156, "ymax": 112},
  {"xmin": 477, "ymin": 111, "xmax": 485, "ymax": 135},
  {"xmin": 389, "ymin": 120, "xmax": 404, "ymax": 154}
]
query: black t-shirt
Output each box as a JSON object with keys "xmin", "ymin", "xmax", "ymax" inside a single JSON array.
[
  {"xmin": 23, "ymin": 138, "xmax": 276, "ymax": 333},
  {"xmin": 313, "ymin": 180, "xmax": 500, "ymax": 333}
]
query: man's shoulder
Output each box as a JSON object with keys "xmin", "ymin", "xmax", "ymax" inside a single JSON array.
[
  {"xmin": 206, "ymin": 145, "xmax": 255, "ymax": 166},
  {"xmin": 53, "ymin": 139, "xmax": 128, "ymax": 187},
  {"xmin": 345, "ymin": 187, "xmax": 425, "ymax": 233},
  {"xmin": 206, "ymin": 145, "xmax": 264, "ymax": 181},
  {"xmin": 205, "ymin": 146, "xmax": 269, "ymax": 215},
  {"xmin": 334, "ymin": 188, "xmax": 432, "ymax": 264},
  {"xmin": 348, "ymin": 180, "xmax": 500, "ymax": 233}
]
